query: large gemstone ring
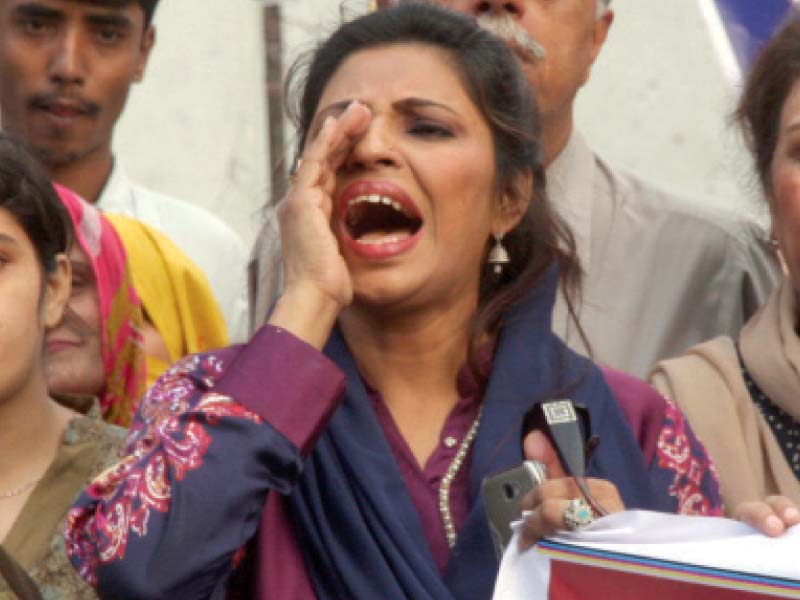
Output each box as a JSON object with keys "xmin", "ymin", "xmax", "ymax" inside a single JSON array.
[{"xmin": 563, "ymin": 498, "xmax": 594, "ymax": 531}]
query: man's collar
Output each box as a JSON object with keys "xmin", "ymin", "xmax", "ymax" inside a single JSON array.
[
  {"xmin": 96, "ymin": 159, "xmax": 132, "ymax": 211},
  {"xmin": 545, "ymin": 129, "xmax": 595, "ymax": 267}
]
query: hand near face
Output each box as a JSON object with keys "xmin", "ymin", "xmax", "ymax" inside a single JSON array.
[
  {"xmin": 269, "ymin": 101, "xmax": 372, "ymax": 348},
  {"xmin": 734, "ymin": 496, "xmax": 800, "ymax": 537},
  {"xmin": 517, "ymin": 430, "xmax": 625, "ymax": 551}
]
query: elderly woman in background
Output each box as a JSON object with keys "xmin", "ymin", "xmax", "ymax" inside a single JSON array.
[
  {"xmin": 651, "ymin": 18, "xmax": 800, "ymax": 530},
  {"xmin": 45, "ymin": 187, "xmax": 146, "ymax": 428},
  {"xmin": 105, "ymin": 213, "xmax": 229, "ymax": 388},
  {"xmin": 66, "ymin": 4, "xmax": 723, "ymax": 598},
  {"xmin": 0, "ymin": 134, "xmax": 122, "ymax": 599}
]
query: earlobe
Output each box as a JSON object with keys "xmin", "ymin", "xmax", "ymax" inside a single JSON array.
[{"xmin": 42, "ymin": 254, "xmax": 71, "ymax": 328}]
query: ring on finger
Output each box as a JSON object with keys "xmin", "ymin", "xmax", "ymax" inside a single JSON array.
[{"xmin": 563, "ymin": 498, "xmax": 594, "ymax": 531}]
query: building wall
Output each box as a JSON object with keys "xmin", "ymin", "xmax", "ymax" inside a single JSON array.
[
  {"xmin": 575, "ymin": 0, "xmax": 767, "ymax": 223},
  {"xmin": 112, "ymin": 0, "xmax": 768, "ymax": 249},
  {"xmin": 114, "ymin": 0, "xmax": 269, "ymax": 247}
]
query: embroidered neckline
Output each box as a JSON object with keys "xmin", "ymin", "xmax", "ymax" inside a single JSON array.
[{"xmin": 438, "ymin": 407, "xmax": 483, "ymax": 549}]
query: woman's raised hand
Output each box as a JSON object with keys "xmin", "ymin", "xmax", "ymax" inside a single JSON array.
[{"xmin": 269, "ymin": 101, "xmax": 372, "ymax": 348}]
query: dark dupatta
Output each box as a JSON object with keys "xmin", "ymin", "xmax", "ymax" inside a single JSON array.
[{"xmin": 285, "ymin": 268, "xmax": 671, "ymax": 599}]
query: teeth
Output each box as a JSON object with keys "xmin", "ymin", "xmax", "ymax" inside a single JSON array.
[
  {"xmin": 355, "ymin": 235, "xmax": 407, "ymax": 245},
  {"xmin": 348, "ymin": 194, "xmax": 411, "ymax": 216}
]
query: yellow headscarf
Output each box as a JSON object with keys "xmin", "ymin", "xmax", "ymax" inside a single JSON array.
[{"xmin": 105, "ymin": 214, "xmax": 229, "ymax": 387}]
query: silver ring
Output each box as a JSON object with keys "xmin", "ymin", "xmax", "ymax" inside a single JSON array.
[{"xmin": 563, "ymin": 498, "xmax": 594, "ymax": 531}]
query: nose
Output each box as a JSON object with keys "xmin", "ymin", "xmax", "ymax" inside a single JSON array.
[
  {"xmin": 472, "ymin": 0, "xmax": 525, "ymax": 18},
  {"xmin": 343, "ymin": 120, "xmax": 399, "ymax": 173},
  {"xmin": 49, "ymin": 28, "xmax": 86, "ymax": 87}
]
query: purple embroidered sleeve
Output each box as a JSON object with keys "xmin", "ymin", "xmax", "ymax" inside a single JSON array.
[
  {"xmin": 655, "ymin": 396, "xmax": 723, "ymax": 516},
  {"xmin": 602, "ymin": 366, "xmax": 722, "ymax": 517},
  {"xmin": 65, "ymin": 326, "xmax": 346, "ymax": 599}
]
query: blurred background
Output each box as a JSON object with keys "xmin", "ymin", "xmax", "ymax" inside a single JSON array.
[{"xmin": 114, "ymin": 0, "xmax": 794, "ymax": 248}]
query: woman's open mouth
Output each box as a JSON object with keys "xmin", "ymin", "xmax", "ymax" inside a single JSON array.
[{"xmin": 339, "ymin": 182, "xmax": 423, "ymax": 259}]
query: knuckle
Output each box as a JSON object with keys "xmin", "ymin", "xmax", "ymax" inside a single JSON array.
[
  {"xmin": 519, "ymin": 489, "xmax": 538, "ymax": 511},
  {"xmin": 537, "ymin": 479, "xmax": 561, "ymax": 497},
  {"xmin": 590, "ymin": 478, "xmax": 617, "ymax": 497}
]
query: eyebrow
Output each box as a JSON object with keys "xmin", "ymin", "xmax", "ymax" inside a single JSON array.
[
  {"xmin": 0, "ymin": 233, "xmax": 20, "ymax": 247},
  {"xmin": 312, "ymin": 97, "xmax": 458, "ymax": 134},
  {"xmin": 13, "ymin": 3, "xmax": 63, "ymax": 20},
  {"xmin": 13, "ymin": 1, "xmax": 133, "ymax": 29},
  {"xmin": 393, "ymin": 98, "xmax": 458, "ymax": 116},
  {"xmin": 85, "ymin": 11, "xmax": 132, "ymax": 29}
]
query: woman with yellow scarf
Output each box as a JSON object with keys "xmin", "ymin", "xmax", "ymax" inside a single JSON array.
[{"xmin": 105, "ymin": 214, "xmax": 229, "ymax": 388}]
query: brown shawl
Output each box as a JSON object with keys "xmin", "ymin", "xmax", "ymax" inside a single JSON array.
[{"xmin": 650, "ymin": 278, "xmax": 800, "ymax": 513}]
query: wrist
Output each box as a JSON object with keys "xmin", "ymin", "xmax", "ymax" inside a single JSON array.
[{"xmin": 268, "ymin": 283, "xmax": 343, "ymax": 349}]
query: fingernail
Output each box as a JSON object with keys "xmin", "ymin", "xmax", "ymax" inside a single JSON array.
[
  {"xmin": 783, "ymin": 507, "xmax": 800, "ymax": 521},
  {"xmin": 321, "ymin": 115, "xmax": 335, "ymax": 132},
  {"xmin": 520, "ymin": 510, "xmax": 533, "ymax": 520},
  {"xmin": 766, "ymin": 515, "xmax": 783, "ymax": 534},
  {"xmin": 344, "ymin": 100, "xmax": 361, "ymax": 115}
]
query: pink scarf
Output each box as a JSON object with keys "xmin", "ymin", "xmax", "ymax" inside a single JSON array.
[{"xmin": 55, "ymin": 185, "xmax": 146, "ymax": 427}]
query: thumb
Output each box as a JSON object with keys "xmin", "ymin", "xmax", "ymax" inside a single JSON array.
[{"xmin": 523, "ymin": 429, "xmax": 566, "ymax": 479}]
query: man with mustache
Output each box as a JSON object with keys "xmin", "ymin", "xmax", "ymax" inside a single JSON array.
[
  {"xmin": 0, "ymin": 0, "xmax": 249, "ymax": 342},
  {"xmin": 434, "ymin": 0, "xmax": 780, "ymax": 376}
]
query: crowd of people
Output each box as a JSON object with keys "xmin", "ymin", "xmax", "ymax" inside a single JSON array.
[{"xmin": 0, "ymin": 0, "xmax": 798, "ymax": 598}]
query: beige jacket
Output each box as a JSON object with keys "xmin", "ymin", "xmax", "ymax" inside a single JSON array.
[
  {"xmin": 651, "ymin": 278, "xmax": 800, "ymax": 512},
  {"xmin": 549, "ymin": 131, "xmax": 779, "ymax": 377}
]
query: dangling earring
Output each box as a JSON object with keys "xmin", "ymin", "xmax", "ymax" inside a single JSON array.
[{"xmin": 488, "ymin": 233, "xmax": 510, "ymax": 276}]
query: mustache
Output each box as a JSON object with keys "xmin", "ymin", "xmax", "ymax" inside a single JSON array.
[
  {"xmin": 476, "ymin": 13, "xmax": 546, "ymax": 62},
  {"xmin": 27, "ymin": 92, "xmax": 101, "ymax": 117}
]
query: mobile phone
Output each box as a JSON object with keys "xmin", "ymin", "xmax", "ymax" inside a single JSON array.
[{"xmin": 481, "ymin": 460, "xmax": 546, "ymax": 558}]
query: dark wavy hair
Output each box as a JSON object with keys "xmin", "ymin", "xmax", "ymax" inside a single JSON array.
[
  {"xmin": 0, "ymin": 133, "xmax": 70, "ymax": 274},
  {"xmin": 736, "ymin": 17, "xmax": 800, "ymax": 197},
  {"xmin": 286, "ymin": 1, "xmax": 584, "ymax": 382}
]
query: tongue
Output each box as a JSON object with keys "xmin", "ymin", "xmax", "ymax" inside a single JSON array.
[{"xmin": 356, "ymin": 229, "xmax": 412, "ymax": 244}]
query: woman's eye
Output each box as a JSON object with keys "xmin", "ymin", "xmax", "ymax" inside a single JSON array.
[{"xmin": 408, "ymin": 121, "xmax": 454, "ymax": 138}]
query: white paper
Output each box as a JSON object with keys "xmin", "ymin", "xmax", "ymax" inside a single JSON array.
[{"xmin": 493, "ymin": 510, "xmax": 800, "ymax": 600}]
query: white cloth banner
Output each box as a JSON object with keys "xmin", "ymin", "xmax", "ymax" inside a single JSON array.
[{"xmin": 493, "ymin": 510, "xmax": 800, "ymax": 599}]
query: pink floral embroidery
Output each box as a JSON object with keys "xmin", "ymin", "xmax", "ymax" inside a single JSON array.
[
  {"xmin": 657, "ymin": 397, "xmax": 721, "ymax": 516},
  {"xmin": 66, "ymin": 353, "xmax": 261, "ymax": 586}
]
